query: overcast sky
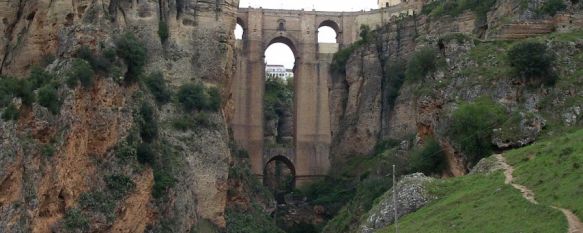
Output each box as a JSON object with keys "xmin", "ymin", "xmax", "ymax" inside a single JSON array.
[{"xmin": 236, "ymin": 0, "xmax": 378, "ymax": 69}]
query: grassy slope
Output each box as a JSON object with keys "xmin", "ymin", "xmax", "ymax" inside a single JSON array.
[
  {"xmin": 380, "ymin": 129, "xmax": 583, "ymax": 233},
  {"xmin": 505, "ymin": 128, "xmax": 583, "ymax": 220},
  {"xmin": 379, "ymin": 172, "xmax": 566, "ymax": 233}
]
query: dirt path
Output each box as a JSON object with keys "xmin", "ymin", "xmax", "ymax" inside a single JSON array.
[{"xmin": 494, "ymin": 154, "xmax": 583, "ymax": 233}]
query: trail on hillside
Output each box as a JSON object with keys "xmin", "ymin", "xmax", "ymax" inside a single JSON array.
[{"xmin": 494, "ymin": 154, "xmax": 583, "ymax": 233}]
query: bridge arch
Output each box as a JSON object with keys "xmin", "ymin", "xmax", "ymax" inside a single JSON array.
[
  {"xmin": 236, "ymin": 17, "xmax": 247, "ymax": 40},
  {"xmin": 264, "ymin": 35, "xmax": 300, "ymax": 60},
  {"xmin": 263, "ymin": 155, "xmax": 296, "ymax": 202},
  {"xmin": 318, "ymin": 19, "xmax": 341, "ymax": 34},
  {"xmin": 318, "ymin": 19, "xmax": 342, "ymax": 44}
]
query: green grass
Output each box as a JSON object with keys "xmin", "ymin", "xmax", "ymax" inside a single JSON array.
[
  {"xmin": 505, "ymin": 128, "xmax": 583, "ymax": 220},
  {"xmin": 380, "ymin": 172, "xmax": 566, "ymax": 233}
]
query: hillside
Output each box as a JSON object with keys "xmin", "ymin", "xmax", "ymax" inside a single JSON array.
[{"xmin": 376, "ymin": 128, "xmax": 583, "ymax": 233}]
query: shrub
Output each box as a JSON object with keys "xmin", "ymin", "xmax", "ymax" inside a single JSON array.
[
  {"xmin": 77, "ymin": 45, "xmax": 114, "ymax": 73},
  {"xmin": 77, "ymin": 46, "xmax": 95, "ymax": 65},
  {"xmin": 207, "ymin": 87, "xmax": 221, "ymax": 111},
  {"xmin": 137, "ymin": 143, "xmax": 155, "ymax": 165},
  {"xmin": 172, "ymin": 112, "xmax": 215, "ymax": 131},
  {"xmin": 0, "ymin": 76, "xmax": 18, "ymax": 107},
  {"xmin": 410, "ymin": 137, "xmax": 447, "ymax": 175},
  {"xmin": 63, "ymin": 208, "xmax": 89, "ymax": 231},
  {"xmin": 539, "ymin": 0, "xmax": 567, "ymax": 16},
  {"xmin": 103, "ymin": 47, "xmax": 117, "ymax": 61},
  {"xmin": 359, "ymin": 24, "xmax": 371, "ymax": 43},
  {"xmin": 41, "ymin": 144, "xmax": 56, "ymax": 157},
  {"xmin": 37, "ymin": 84, "xmax": 61, "ymax": 114},
  {"xmin": 15, "ymin": 79, "xmax": 35, "ymax": 106},
  {"xmin": 138, "ymin": 102, "xmax": 158, "ymax": 142},
  {"xmin": 68, "ymin": 59, "xmax": 95, "ymax": 88},
  {"xmin": 177, "ymin": 83, "xmax": 207, "ymax": 111},
  {"xmin": 331, "ymin": 44, "xmax": 359, "ymax": 74},
  {"xmin": 144, "ymin": 72, "xmax": 171, "ymax": 104},
  {"xmin": 158, "ymin": 21, "xmax": 169, "ymax": 42},
  {"xmin": 406, "ymin": 47, "xmax": 439, "ymax": 81},
  {"xmin": 28, "ymin": 66, "xmax": 54, "ymax": 89},
  {"xmin": 373, "ymin": 139, "xmax": 401, "ymax": 155},
  {"xmin": 105, "ymin": 175, "xmax": 136, "ymax": 199},
  {"xmin": 508, "ymin": 41, "xmax": 557, "ymax": 85},
  {"xmin": 330, "ymin": 25, "xmax": 372, "ymax": 74},
  {"xmin": 448, "ymin": 98, "xmax": 508, "ymax": 165},
  {"xmin": 79, "ymin": 191, "xmax": 116, "ymax": 221},
  {"xmin": 172, "ymin": 116, "xmax": 196, "ymax": 131},
  {"xmin": 115, "ymin": 141, "xmax": 137, "ymax": 159},
  {"xmin": 115, "ymin": 33, "xmax": 147, "ymax": 81},
  {"xmin": 152, "ymin": 168, "xmax": 175, "ymax": 199},
  {"xmin": 2, "ymin": 103, "xmax": 19, "ymax": 121}
]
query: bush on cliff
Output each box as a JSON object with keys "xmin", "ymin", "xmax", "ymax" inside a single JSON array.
[
  {"xmin": 538, "ymin": 0, "xmax": 567, "ymax": 16},
  {"xmin": 37, "ymin": 84, "xmax": 61, "ymax": 114},
  {"xmin": 410, "ymin": 137, "xmax": 447, "ymax": 175},
  {"xmin": 67, "ymin": 59, "xmax": 95, "ymax": 88},
  {"xmin": 158, "ymin": 21, "xmax": 169, "ymax": 43},
  {"xmin": 2, "ymin": 103, "xmax": 19, "ymax": 121},
  {"xmin": 330, "ymin": 25, "xmax": 372, "ymax": 74},
  {"xmin": 115, "ymin": 33, "xmax": 147, "ymax": 81},
  {"xmin": 77, "ymin": 46, "xmax": 111, "ymax": 73},
  {"xmin": 448, "ymin": 97, "xmax": 508, "ymax": 166},
  {"xmin": 406, "ymin": 48, "xmax": 439, "ymax": 81},
  {"xmin": 178, "ymin": 83, "xmax": 207, "ymax": 111},
  {"xmin": 177, "ymin": 83, "xmax": 221, "ymax": 112},
  {"xmin": 63, "ymin": 208, "xmax": 90, "ymax": 231},
  {"xmin": 144, "ymin": 72, "xmax": 171, "ymax": 104},
  {"xmin": 508, "ymin": 41, "xmax": 557, "ymax": 85},
  {"xmin": 138, "ymin": 102, "xmax": 158, "ymax": 143}
]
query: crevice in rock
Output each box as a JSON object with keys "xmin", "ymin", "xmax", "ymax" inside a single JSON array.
[{"xmin": 0, "ymin": 0, "xmax": 26, "ymax": 74}]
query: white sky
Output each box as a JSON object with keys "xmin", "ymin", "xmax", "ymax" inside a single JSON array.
[{"xmin": 236, "ymin": 0, "xmax": 378, "ymax": 69}]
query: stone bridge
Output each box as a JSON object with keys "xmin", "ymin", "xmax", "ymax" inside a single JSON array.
[{"xmin": 230, "ymin": 5, "xmax": 422, "ymax": 186}]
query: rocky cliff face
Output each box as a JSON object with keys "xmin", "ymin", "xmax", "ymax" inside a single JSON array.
[
  {"xmin": 0, "ymin": 0, "xmax": 239, "ymax": 232},
  {"xmin": 329, "ymin": 0, "xmax": 583, "ymax": 174}
]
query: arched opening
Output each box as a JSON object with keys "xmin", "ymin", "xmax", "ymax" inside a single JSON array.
[
  {"xmin": 235, "ymin": 18, "xmax": 246, "ymax": 40},
  {"xmin": 318, "ymin": 26, "xmax": 337, "ymax": 43},
  {"xmin": 263, "ymin": 156, "xmax": 296, "ymax": 203},
  {"xmin": 235, "ymin": 23, "xmax": 244, "ymax": 40},
  {"xmin": 264, "ymin": 38, "xmax": 296, "ymax": 147}
]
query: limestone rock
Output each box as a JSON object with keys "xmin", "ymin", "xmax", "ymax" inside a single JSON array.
[
  {"xmin": 359, "ymin": 173, "xmax": 436, "ymax": 233},
  {"xmin": 492, "ymin": 112, "xmax": 546, "ymax": 149},
  {"xmin": 470, "ymin": 156, "xmax": 506, "ymax": 175}
]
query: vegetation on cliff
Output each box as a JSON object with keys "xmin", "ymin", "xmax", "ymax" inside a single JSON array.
[
  {"xmin": 226, "ymin": 148, "xmax": 284, "ymax": 233},
  {"xmin": 421, "ymin": 0, "xmax": 497, "ymax": 20},
  {"xmin": 331, "ymin": 25, "xmax": 372, "ymax": 74},
  {"xmin": 508, "ymin": 41, "xmax": 557, "ymax": 86},
  {"xmin": 448, "ymin": 98, "xmax": 508, "ymax": 166},
  {"xmin": 405, "ymin": 48, "xmax": 441, "ymax": 82}
]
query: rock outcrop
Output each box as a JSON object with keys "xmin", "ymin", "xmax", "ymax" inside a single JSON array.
[
  {"xmin": 0, "ymin": 0, "xmax": 240, "ymax": 231},
  {"xmin": 329, "ymin": 2, "xmax": 583, "ymax": 174},
  {"xmin": 359, "ymin": 173, "xmax": 436, "ymax": 233}
]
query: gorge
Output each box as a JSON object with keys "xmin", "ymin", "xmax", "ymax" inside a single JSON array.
[{"xmin": 1, "ymin": 0, "xmax": 583, "ymax": 232}]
